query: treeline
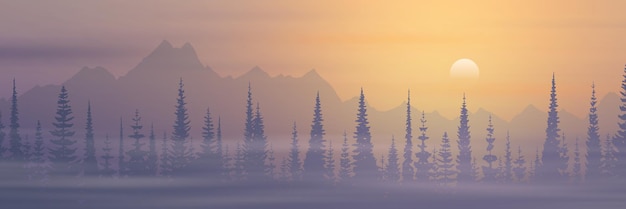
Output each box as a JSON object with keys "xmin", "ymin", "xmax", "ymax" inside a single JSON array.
[{"xmin": 2, "ymin": 68, "xmax": 626, "ymax": 189}]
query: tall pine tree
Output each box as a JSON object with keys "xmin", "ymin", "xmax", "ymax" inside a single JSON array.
[
  {"xmin": 304, "ymin": 92, "xmax": 327, "ymax": 181},
  {"xmin": 99, "ymin": 134, "xmax": 116, "ymax": 177},
  {"xmin": 538, "ymin": 74, "xmax": 566, "ymax": 182},
  {"xmin": 170, "ymin": 78, "xmax": 193, "ymax": 176},
  {"xmin": 147, "ymin": 124, "xmax": 158, "ymax": 176},
  {"xmin": 200, "ymin": 107, "xmax": 219, "ymax": 175},
  {"xmin": 25, "ymin": 121, "xmax": 51, "ymax": 185},
  {"xmin": 437, "ymin": 132, "xmax": 456, "ymax": 187},
  {"xmin": 616, "ymin": 66, "xmax": 626, "ymax": 176},
  {"xmin": 159, "ymin": 131, "xmax": 171, "ymax": 177},
  {"xmin": 513, "ymin": 146, "xmax": 526, "ymax": 183},
  {"xmin": 126, "ymin": 109, "xmax": 148, "ymax": 176},
  {"xmin": 324, "ymin": 140, "xmax": 336, "ymax": 184},
  {"xmin": 456, "ymin": 94, "xmax": 473, "ymax": 183},
  {"xmin": 118, "ymin": 118, "xmax": 126, "ymax": 177},
  {"xmin": 352, "ymin": 88, "xmax": 377, "ymax": 180},
  {"xmin": 586, "ymin": 83, "xmax": 602, "ymax": 180},
  {"xmin": 571, "ymin": 137, "xmax": 583, "ymax": 183},
  {"xmin": 601, "ymin": 134, "xmax": 617, "ymax": 177},
  {"xmin": 82, "ymin": 101, "xmax": 98, "ymax": 176},
  {"xmin": 415, "ymin": 111, "xmax": 432, "ymax": 182},
  {"xmin": 9, "ymin": 79, "xmax": 23, "ymax": 161},
  {"xmin": 338, "ymin": 131, "xmax": 353, "ymax": 183},
  {"xmin": 503, "ymin": 131, "xmax": 513, "ymax": 183},
  {"xmin": 402, "ymin": 90, "xmax": 415, "ymax": 182},
  {"xmin": 245, "ymin": 103, "xmax": 269, "ymax": 179},
  {"xmin": 49, "ymin": 86, "xmax": 77, "ymax": 174},
  {"xmin": 386, "ymin": 136, "xmax": 400, "ymax": 183},
  {"xmin": 482, "ymin": 115, "xmax": 498, "ymax": 183},
  {"xmin": 288, "ymin": 122, "xmax": 303, "ymax": 181}
]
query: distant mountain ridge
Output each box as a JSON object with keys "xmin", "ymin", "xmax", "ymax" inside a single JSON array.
[{"xmin": 0, "ymin": 40, "xmax": 622, "ymax": 159}]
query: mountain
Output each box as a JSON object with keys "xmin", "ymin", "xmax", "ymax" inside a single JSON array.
[{"xmin": 0, "ymin": 40, "xmax": 621, "ymax": 161}]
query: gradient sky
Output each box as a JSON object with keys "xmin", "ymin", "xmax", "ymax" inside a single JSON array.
[{"xmin": 1, "ymin": 0, "xmax": 625, "ymax": 120}]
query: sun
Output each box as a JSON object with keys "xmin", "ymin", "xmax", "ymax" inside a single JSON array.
[{"xmin": 450, "ymin": 58, "xmax": 480, "ymax": 79}]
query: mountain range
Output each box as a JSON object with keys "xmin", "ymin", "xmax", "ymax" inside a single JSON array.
[{"xmin": 0, "ymin": 40, "xmax": 622, "ymax": 158}]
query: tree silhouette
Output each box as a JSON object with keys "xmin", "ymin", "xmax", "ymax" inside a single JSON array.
[
  {"xmin": 513, "ymin": 146, "xmax": 526, "ymax": 183},
  {"xmin": 482, "ymin": 115, "xmax": 497, "ymax": 183},
  {"xmin": 288, "ymin": 122, "xmax": 303, "ymax": 181},
  {"xmin": 233, "ymin": 142, "xmax": 246, "ymax": 181},
  {"xmin": 304, "ymin": 92, "xmax": 327, "ymax": 181},
  {"xmin": 456, "ymin": 94, "xmax": 473, "ymax": 183},
  {"xmin": 126, "ymin": 110, "xmax": 147, "ymax": 177},
  {"xmin": 200, "ymin": 107, "xmax": 219, "ymax": 175},
  {"xmin": 25, "ymin": 121, "xmax": 51, "ymax": 185},
  {"xmin": 601, "ymin": 134, "xmax": 617, "ymax": 178},
  {"xmin": 147, "ymin": 124, "xmax": 158, "ymax": 176},
  {"xmin": 558, "ymin": 133, "xmax": 570, "ymax": 179},
  {"xmin": 415, "ymin": 111, "xmax": 432, "ymax": 182},
  {"xmin": 338, "ymin": 131, "xmax": 352, "ymax": 183},
  {"xmin": 437, "ymin": 132, "xmax": 456, "ymax": 187},
  {"xmin": 531, "ymin": 147, "xmax": 542, "ymax": 183},
  {"xmin": 352, "ymin": 88, "xmax": 377, "ymax": 180},
  {"xmin": 265, "ymin": 143, "xmax": 276, "ymax": 180},
  {"xmin": 49, "ymin": 86, "xmax": 77, "ymax": 174},
  {"xmin": 216, "ymin": 117, "xmax": 227, "ymax": 179},
  {"xmin": 616, "ymin": 65, "xmax": 626, "ymax": 176},
  {"xmin": 402, "ymin": 90, "xmax": 415, "ymax": 182},
  {"xmin": 244, "ymin": 102, "xmax": 269, "ymax": 180},
  {"xmin": 571, "ymin": 137, "xmax": 583, "ymax": 183},
  {"xmin": 159, "ymin": 131, "xmax": 171, "ymax": 177},
  {"xmin": 537, "ymin": 74, "xmax": 566, "ymax": 183},
  {"xmin": 379, "ymin": 154, "xmax": 386, "ymax": 182},
  {"xmin": 471, "ymin": 157, "xmax": 479, "ymax": 182},
  {"xmin": 82, "ymin": 101, "xmax": 98, "ymax": 176},
  {"xmin": 324, "ymin": 140, "xmax": 336, "ymax": 184},
  {"xmin": 170, "ymin": 78, "xmax": 193, "ymax": 176},
  {"xmin": 503, "ymin": 131, "xmax": 513, "ymax": 183},
  {"xmin": 99, "ymin": 134, "xmax": 116, "ymax": 177},
  {"xmin": 9, "ymin": 79, "xmax": 24, "ymax": 161},
  {"xmin": 386, "ymin": 136, "xmax": 400, "ymax": 183},
  {"xmin": 586, "ymin": 83, "xmax": 602, "ymax": 180},
  {"xmin": 118, "ymin": 118, "xmax": 126, "ymax": 177},
  {"xmin": 429, "ymin": 146, "xmax": 439, "ymax": 183}
]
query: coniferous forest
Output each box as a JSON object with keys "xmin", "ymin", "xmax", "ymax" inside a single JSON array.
[{"xmin": 2, "ymin": 67, "xmax": 626, "ymax": 209}]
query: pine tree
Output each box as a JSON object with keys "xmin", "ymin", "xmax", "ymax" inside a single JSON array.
[
  {"xmin": 170, "ymin": 78, "xmax": 193, "ymax": 176},
  {"xmin": 571, "ymin": 137, "xmax": 583, "ymax": 183},
  {"xmin": 126, "ymin": 110, "xmax": 148, "ymax": 176},
  {"xmin": 415, "ymin": 111, "xmax": 432, "ymax": 182},
  {"xmin": 386, "ymin": 136, "xmax": 400, "ymax": 183},
  {"xmin": 9, "ymin": 79, "xmax": 23, "ymax": 161},
  {"xmin": 245, "ymin": 103, "xmax": 269, "ymax": 179},
  {"xmin": 532, "ymin": 147, "xmax": 542, "ymax": 183},
  {"xmin": 200, "ymin": 107, "xmax": 219, "ymax": 175},
  {"xmin": 324, "ymin": 140, "xmax": 336, "ymax": 184},
  {"xmin": 82, "ymin": 101, "xmax": 98, "ymax": 176},
  {"xmin": 242, "ymin": 83, "xmax": 254, "ymax": 178},
  {"xmin": 429, "ymin": 146, "xmax": 439, "ymax": 183},
  {"xmin": 503, "ymin": 131, "xmax": 513, "ymax": 183},
  {"xmin": 615, "ymin": 66, "xmax": 626, "ymax": 176},
  {"xmin": 159, "ymin": 132, "xmax": 170, "ymax": 177},
  {"xmin": 538, "ymin": 74, "xmax": 566, "ymax": 183},
  {"xmin": 25, "ymin": 121, "xmax": 51, "ymax": 185},
  {"xmin": 288, "ymin": 122, "xmax": 303, "ymax": 181},
  {"xmin": 147, "ymin": 124, "xmax": 158, "ymax": 176},
  {"xmin": 496, "ymin": 158, "xmax": 505, "ymax": 184},
  {"xmin": 437, "ymin": 132, "xmax": 456, "ymax": 187},
  {"xmin": 379, "ymin": 154, "xmax": 386, "ymax": 182},
  {"xmin": 22, "ymin": 135, "xmax": 32, "ymax": 162},
  {"xmin": 352, "ymin": 88, "xmax": 377, "ymax": 180},
  {"xmin": 558, "ymin": 133, "xmax": 570, "ymax": 178},
  {"xmin": 471, "ymin": 157, "xmax": 479, "ymax": 182},
  {"xmin": 234, "ymin": 142, "xmax": 246, "ymax": 181},
  {"xmin": 482, "ymin": 115, "xmax": 498, "ymax": 183},
  {"xmin": 279, "ymin": 157, "xmax": 290, "ymax": 182},
  {"xmin": 118, "ymin": 118, "xmax": 126, "ymax": 177},
  {"xmin": 586, "ymin": 83, "xmax": 602, "ymax": 180},
  {"xmin": 99, "ymin": 134, "xmax": 116, "ymax": 177},
  {"xmin": 304, "ymin": 92, "xmax": 327, "ymax": 181},
  {"xmin": 338, "ymin": 131, "xmax": 352, "ymax": 183},
  {"xmin": 402, "ymin": 90, "xmax": 415, "ymax": 182},
  {"xmin": 456, "ymin": 94, "xmax": 473, "ymax": 183},
  {"xmin": 0, "ymin": 112, "xmax": 6, "ymax": 160},
  {"xmin": 216, "ymin": 117, "xmax": 227, "ymax": 179},
  {"xmin": 513, "ymin": 146, "xmax": 526, "ymax": 183},
  {"xmin": 49, "ymin": 86, "xmax": 77, "ymax": 173},
  {"xmin": 601, "ymin": 134, "xmax": 617, "ymax": 177},
  {"xmin": 265, "ymin": 143, "xmax": 276, "ymax": 180}
]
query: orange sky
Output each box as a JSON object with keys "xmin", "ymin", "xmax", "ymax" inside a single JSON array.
[{"xmin": 2, "ymin": 0, "xmax": 625, "ymax": 120}]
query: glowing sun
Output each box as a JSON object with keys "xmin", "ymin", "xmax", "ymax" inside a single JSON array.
[{"xmin": 450, "ymin": 58, "xmax": 479, "ymax": 79}]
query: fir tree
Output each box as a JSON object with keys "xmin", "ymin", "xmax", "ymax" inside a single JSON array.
[
  {"xmin": 503, "ymin": 131, "xmax": 513, "ymax": 183},
  {"xmin": 126, "ymin": 110, "xmax": 148, "ymax": 177},
  {"xmin": 279, "ymin": 157, "xmax": 290, "ymax": 182},
  {"xmin": 558, "ymin": 133, "xmax": 570, "ymax": 178},
  {"xmin": 200, "ymin": 107, "xmax": 219, "ymax": 174},
  {"xmin": 118, "ymin": 118, "xmax": 126, "ymax": 177},
  {"xmin": 324, "ymin": 140, "xmax": 336, "ymax": 183},
  {"xmin": 379, "ymin": 154, "xmax": 386, "ymax": 182},
  {"xmin": 25, "ymin": 121, "xmax": 51, "ymax": 185},
  {"xmin": 304, "ymin": 92, "xmax": 327, "ymax": 181},
  {"xmin": 9, "ymin": 79, "xmax": 23, "ymax": 161},
  {"xmin": 242, "ymin": 83, "xmax": 254, "ymax": 178},
  {"xmin": 49, "ymin": 86, "xmax": 77, "ymax": 173},
  {"xmin": 386, "ymin": 136, "xmax": 400, "ymax": 183},
  {"xmin": 532, "ymin": 147, "xmax": 542, "ymax": 183},
  {"xmin": 437, "ymin": 132, "xmax": 456, "ymax": 187},
  {"xmin": 538, "ymin": 74, "xmax": 566, "ymax": 182},
  {"xmin": 471, "ymin": 157, "xmax": 479, "ymax": 182},
  {"xmin": 147, "ymin": 124, "xmax": 158, "ymax": 176},
  {"xmin": 99, "ymin": 134, "xmax": 116, "ymax": 177},
  {"xmin": 82, "ymin": 101, "xmax": 98, "ymax": 176},
  {"xmin": 288, "ymin": 122, "xmax": 303, "ymax": 181},
  {"xmin": 338, "ymin": 131, "xmax": 353, "ymax": 183},
  {"xmin": 496, "ymin": 157, "xmax": 504, "ymax": 184},
  {"xmin": 352, "ymin": 88, "xmax": 377, "ymax": 180},
  {"xmin": 615, "ymin": 65, "xmax": 626, "ymax": 175},
  {"xmin": 586, "ymin": 83, "xmax": 602, "ymax": 180},
  {"xmin": 601, "ymin": 134, "xmax": 617, "ymax": 177},
  {"xmin": 513, "ymin": 146, "xmax": 526, "ymax": 183},
  {"xmin": 429, "ymin": 146, "xmax": 439, "ymax": 183},
  {"xmin": 402, "ymin": 90, "xmax": 415, "ymax": 182},
  {"xmin": 266, "ymin": 143, "xmax": 276, "ymax": 180},
  {"xmin": 170, "ymin": 78, "xmax": 193, "ymax": 176},
  {"xmin": 571, "ymin": 137, "xmax": 583, "ymax": 183},
  {"xmin": 159, "ymin": 132, "xmax": 171, "ymax": 177},
  {"xmin": 216, "ymin": 117, "xmax": 227, "ymax": 179},
  {"xmin": 234, "ymin": 142, "xmax": 246, "ymax": 181},
  {"xmin": 456, "ymin": 94, "xmax": 473, "ymax": 183},
  {"xmin": 0, "ymin": 112, "xmax": 6, "ymax": 160},
  {"xmin": 415, "ymin": 111, "xmax": 432, "ymax": 182},
  {"xmin": 481, "ymin": 115, "xmax": 498, "ymax": 183},
  {"xmin": 245, "ymin": 103, "xmax": 269, "ymax": 179}
]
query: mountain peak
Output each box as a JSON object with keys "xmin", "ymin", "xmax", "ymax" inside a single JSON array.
[
  {"xmin": 126, "ymin": 40, "xmax": 206, "ymax": 76},
  {"xmin": 303, "ymin": 69, "xmax": 321, "ymax": 78},
  {"xmin": 156, "ymin": 40, "xmax": 174, "ymax": 51},
  {"xmin": 239, "ymin": 66, "xmax": 270, "ymax": 79}
]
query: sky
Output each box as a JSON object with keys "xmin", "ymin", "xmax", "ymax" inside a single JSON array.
[{"xmin": 1, "ymin": 0, "xmax": 625, "ymax": 120}]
